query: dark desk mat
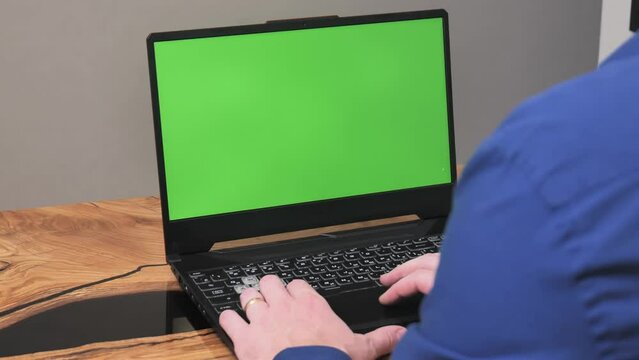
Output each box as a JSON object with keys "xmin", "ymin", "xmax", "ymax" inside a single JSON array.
[{"xmin": 0, "ymin": 291, "xmax": 209, "ymax": 357}]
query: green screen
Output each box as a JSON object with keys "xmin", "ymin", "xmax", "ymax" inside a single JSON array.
[{"xmin": 154, "ymin": 18, "xmax": 451, "ymax": 221}]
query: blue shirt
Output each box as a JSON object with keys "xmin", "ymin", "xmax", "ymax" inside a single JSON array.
[{"xmin": 276, "ymin": 33, "xmax": 639, "ymax": 360}]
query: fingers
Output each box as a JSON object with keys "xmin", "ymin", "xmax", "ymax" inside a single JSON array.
[
  {"xmin": 239, "ymin": 287, "xmax": 267, "ymax": 321},
  {"xmin": 258, "ymin": 275, "xmax": 290, "ymax": 303},
  {"xmin": 286, "ymin": 279, "xmax": 317, "ymax": 298},
  {"xmin": 219, "ymin": 309, "xmax": 248, "ymax": 342},
  {"xmin": 378, "ymin": 269, "xmax": 436, "ymax": 305},
  {"xmin": 364, "ymin": 325, "xmax": 407, "ymax": 358},
  {"xmin": 380, "ymin": 253, "xmax": 440, "ymax": 286}
]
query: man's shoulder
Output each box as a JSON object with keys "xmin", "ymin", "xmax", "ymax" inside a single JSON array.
[{"xmin": 480, "ymin": 57, "xmax": 639, "ymax": 208}]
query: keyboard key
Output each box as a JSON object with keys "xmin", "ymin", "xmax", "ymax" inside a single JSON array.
[
  {"xmin": 327, "ymin": 264, "xmax": 341, "ymax": 272},
  {"xmin": 328, "ymin": 249, "xmax": 344, "ymax": 256},
  {"xmin": 336, "ymin": 269, "xmax": 354, "ymax": 277},
  {"xmin": 353, "ymin": 274, "xmax": 368, "ymax": 282},
  {"xmin": 304, "ymin": 274, "xmax": 321, "ymax": 282},
  {"xmin": 310, "ymin": 266, "xmax": 326, "ymax": 274},
  {"xmin": 310, "ymin": 282, "xmax": 321, "ymax": 290},
  {"xmin": 311, "ymin": 258, "xmax": 328, "ymax": 266},
  {"xmin": 198, "ymin": 282, "xmax": 224, "ymax": 291},
  {"xmin": 208, "ymin": 295, "xmax": 235, "ymax": 305},
  {"xmin": 234, "ymin": 285, "xmax": 248, "ymax": 294},
  {"xmin": 213, "ymin": 303, "xmax": 236, "ymax": 314},
  {"xmin": 189, "ymin": 271, "xmax": 204, "ymax": 278},
  {"xmin": 225, "ymin": 279, "xmax": 243, "ymax": 287},
  {"xmin": 390, "ymin": 245, "xmax": 409, "ymax": 254},
  {"xmin": 210, "ymin": 272, "xmax": 227, "ymax": 281},
  {"xmin": 328, "ymin": 255, "xmax": 343, "ymax": 263},
  {"xmin": 240, "ymin": 263, "xmax": 257, "ymax": 270},
  {"xmin": 261, "ymin": 265, "xmax": 277, "ymax": 274},
  {"xmin": 204, "ymin": 287, "xmax": 235, "ymax": 298},
  {"xmin": 293, "ymin": 269, "xmax": 311, "ymax": 277},
  {"xmin": 365, "ymin": 244, "xmax": 381, "ymax": 251},
  {"xmin": 321, "ymin": 272, "xmax": 337, "ymax": 280},
  {"xmin": 375, "ymin": 255, "xmax": 391, "ymax": 263},
  {"xmin": 320, "ymin": 280, "xmax": 377, "ymax": 297},
  {"xmin": 279, "ymin": 271, "xmax": 294, "ymax": 278},
  {"xmin": 390, "ymin": 253, "xmax": 407, "ymax": 262},
  {"xmin": 191, "ymin": 276, "xmax": 211, "ymax": 285},
  {"xmin": 258, "ymin": 260, "xmax": 274, "ymax": 267},
  {"xmin": 319, "ymin": 280, "xmax": 338, "ymax": 289},
  {"xmin": 295, "ymin": 260, "xmax": 311, "ymax": 269},
  {"xmin": 360, "ymin": 251, "xmax": 375, "ymax": 258},
  {"xmin": 226, "ymin": 270, "xmax": 243, "ymax": 278},
  {"xmin": 244, "ymin": 268, "xmax": 262, "ymax": 276},
  {"xmin": 241, "ymin": 275, "xmax": 259, "ymax": 286},
  {"xmin": 385, "ymin": 262, "xmax": 399, "ymax": 271},
  {"xmin": 343, "ymin": 261, "xmax": 360, "ymax": 269},
  {"xmin": 344, "ymin": 253, "xmax": 358, "ymax": 261},
  {"xmin": 277, "ymin": 263, "xmax": 293, "ymax": 271},
  {"xmin": 353, "ymin": 267, "xmax": 369, "ymax": 275},
  {"xmin": 359, "ymin": 259, "xmax": 376, "ymax": 266},
  {"xmin": 296, "ymin": 255, "xmax": 312, "ymax": 261},
  {"xmin": 369, "ymin": 264, "xmax": 385, "ymax": 272},
  {"xmin": 336, "ymin": 277, "xmax": 353, "ymax": 286},
  {"xmin": 412, "ymin": 242, "xmax": 434, "ymax": 250}
]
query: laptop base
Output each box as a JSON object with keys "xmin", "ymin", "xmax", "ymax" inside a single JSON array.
[{"xmin": 171, "ymin": 217, "xmax": 445, "ymax": 349}]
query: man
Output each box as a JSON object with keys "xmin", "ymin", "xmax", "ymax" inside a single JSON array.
[{"xmin": 219, "ymin": 27, "xmax": 639, "ymax": 360}]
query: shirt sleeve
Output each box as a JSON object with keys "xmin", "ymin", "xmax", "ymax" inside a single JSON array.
[
  {"xmin": 275, "ymin": 346, "xmax": 351, "ymax": 360},
  {"xmin": 392, "ymin": 149, "xmax": 597, "ymax": 359}
]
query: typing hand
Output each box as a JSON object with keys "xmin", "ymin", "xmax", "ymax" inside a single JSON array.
[
  {"xmin": 220, "ymin": 275, "xmax": 406, "ymax": 360},
  {"xmin": 379, "ymin": 253, "xmax": 440, "ymax": 305}
]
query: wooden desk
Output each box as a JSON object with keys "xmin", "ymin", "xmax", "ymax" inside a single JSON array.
[{"xmin": 0, "ymin": 166, "xmax": 460, "ymax": 358}]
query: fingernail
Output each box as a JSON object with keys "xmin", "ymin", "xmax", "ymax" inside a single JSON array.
[{"xmin": 378, "ymin": 294, "xmax": 388, "ymax": 304}]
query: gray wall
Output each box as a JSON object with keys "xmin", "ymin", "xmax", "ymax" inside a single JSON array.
[
  {"xmin": 600, "ymin": 0, "xmax": 634, "ymax": 62},
  {"xmin": 0, "ymin": 0, "xmax": 602, "ymax": 211}
]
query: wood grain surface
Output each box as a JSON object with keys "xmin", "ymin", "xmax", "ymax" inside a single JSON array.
[
  {"xmin": 0, "ymin": 165, "xmax": 461, "ymax": 358},
  {"xmin": 0, "ymin": 197, "xmax": 170, "ymax": 330}
]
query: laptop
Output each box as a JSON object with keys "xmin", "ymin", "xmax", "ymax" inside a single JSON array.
[{"xmin": 146, "ymin": 9, "xmax": 456, "ymax": 348}]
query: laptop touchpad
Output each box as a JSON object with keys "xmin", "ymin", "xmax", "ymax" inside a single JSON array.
[{"xmin": 326, "ymin": 287, "xmax": 423, "ymax": 332}]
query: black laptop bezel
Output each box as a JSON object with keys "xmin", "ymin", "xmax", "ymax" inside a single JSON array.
[{"xmin": 146, "ymin": 9, "xmax": 457, "ymax": 257}]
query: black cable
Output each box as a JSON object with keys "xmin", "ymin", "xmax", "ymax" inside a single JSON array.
[{"xmin": 0, "ymin": 263, "xmax": 167, "ymax": 319}]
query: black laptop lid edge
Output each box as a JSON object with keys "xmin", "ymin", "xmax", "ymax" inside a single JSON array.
[{"xmin": 146, "ymin": 9, "xmax": 457, "ymax": 258}]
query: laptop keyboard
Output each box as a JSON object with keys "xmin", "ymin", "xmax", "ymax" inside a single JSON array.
[{"xmin": 187, "ymin": 234, "xmax": 443, "ymax": 316}]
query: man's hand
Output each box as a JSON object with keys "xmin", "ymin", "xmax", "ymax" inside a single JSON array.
[
  {"xmin": 379, "ymin": 253, "xmax": 440, "ymax": 305},
  {"xmin": 219, "ymin": 275, "xmax": 406, "ymax": 360}
]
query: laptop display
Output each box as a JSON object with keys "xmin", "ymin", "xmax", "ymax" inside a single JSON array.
[{"xmin": 152, "ymin": 17, "xmax": 452, "ymax": 221}]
